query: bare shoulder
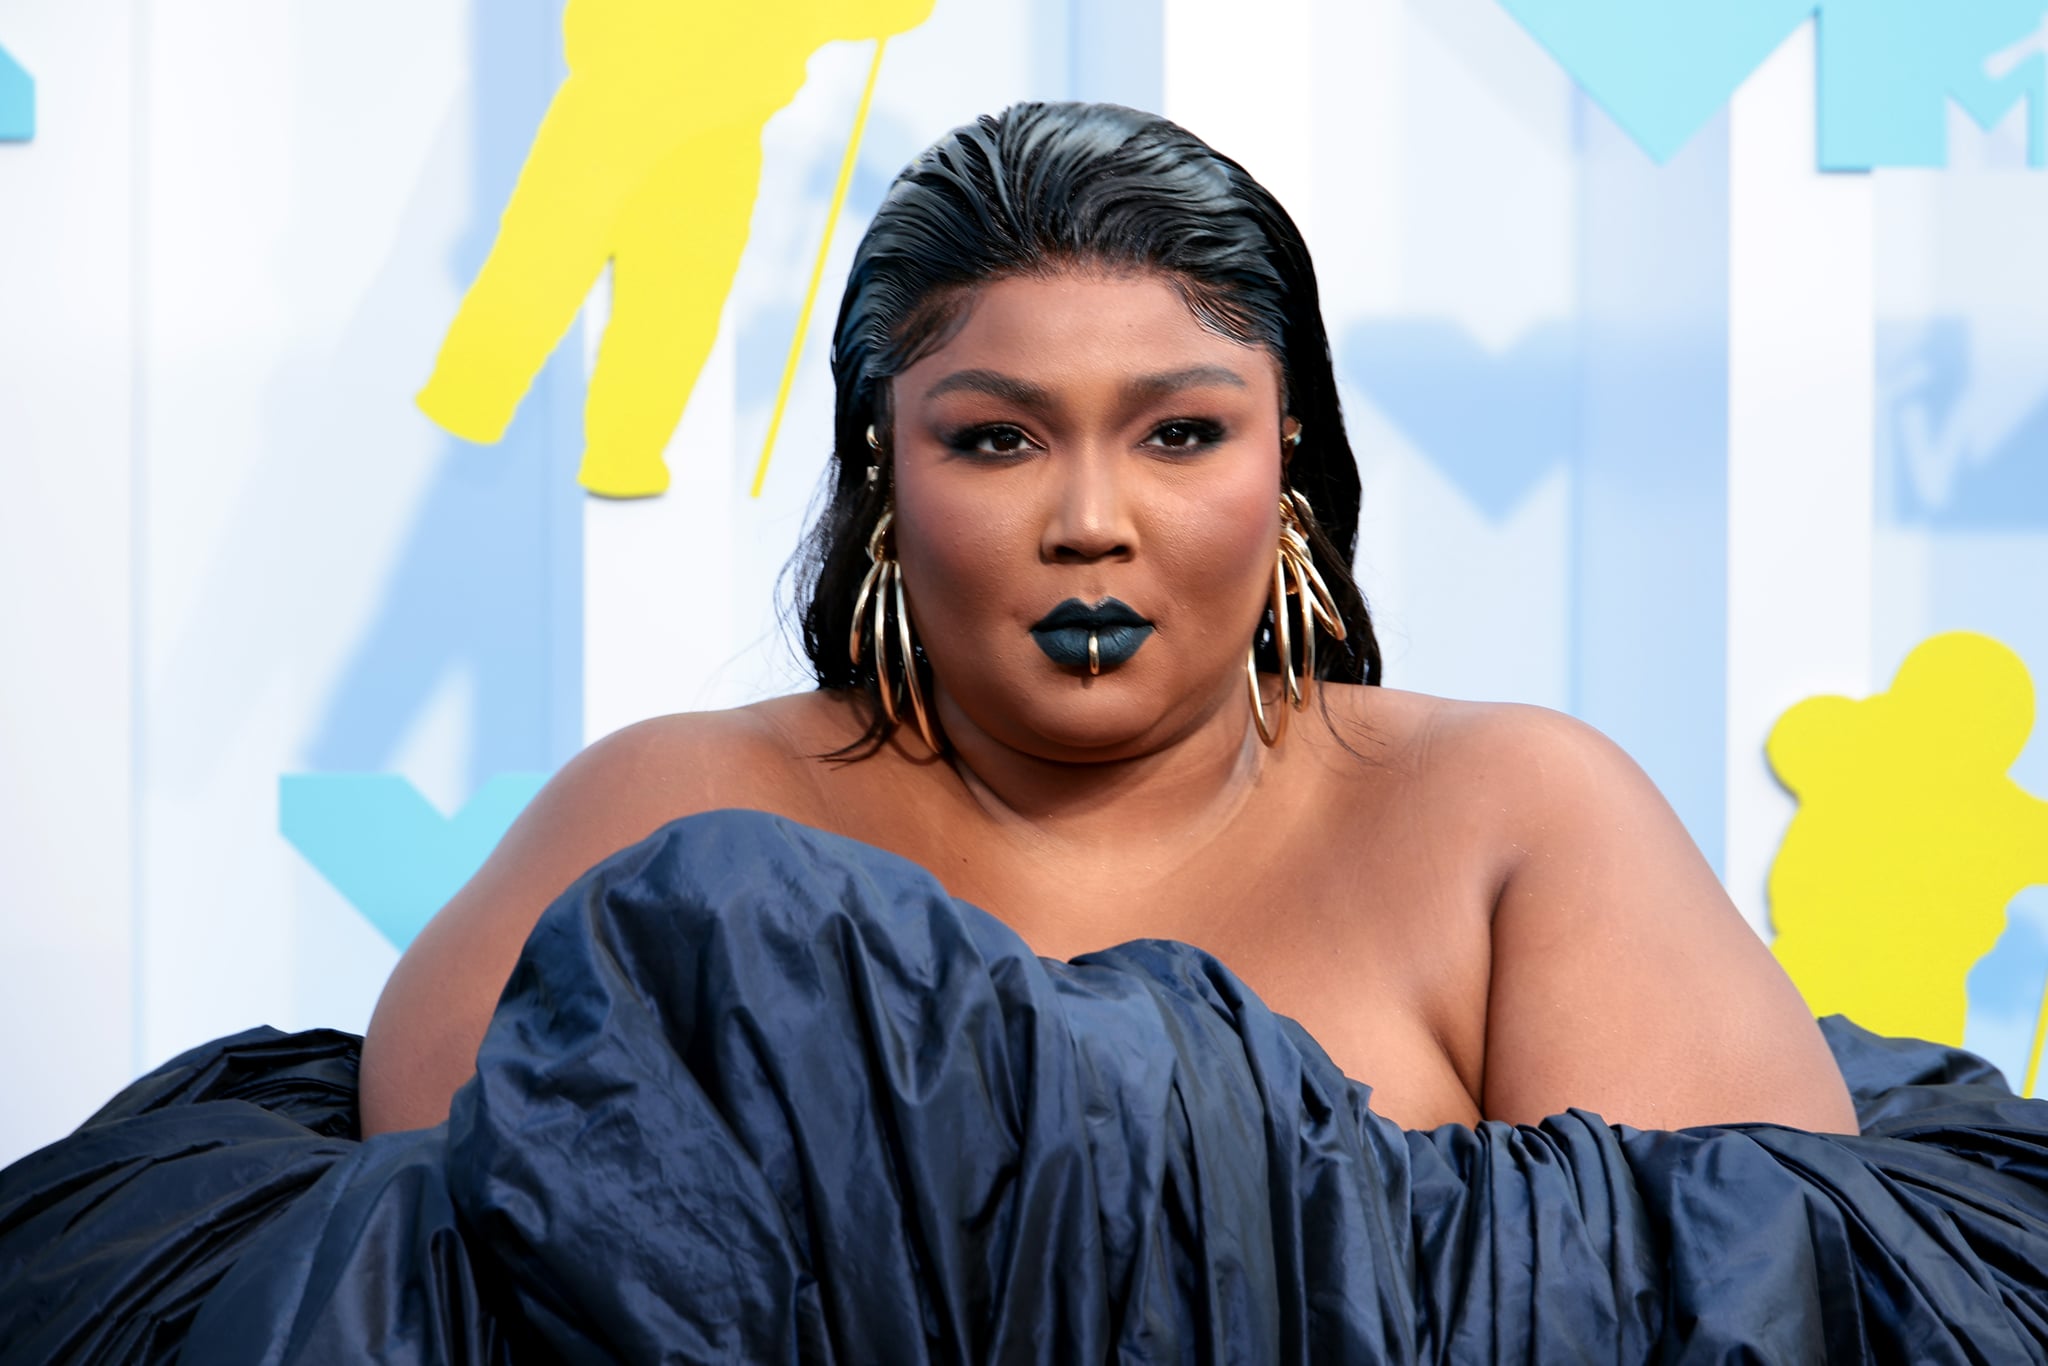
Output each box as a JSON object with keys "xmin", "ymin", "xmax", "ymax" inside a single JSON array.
[
  {"xmin": 1305, "ymin": 687, "xmax": 1662, "ymax": 919},
  {"xmin": 1319, "ymin": 687, "xmax": 1854, "ymax": 1132},
  {"xmin": 1405, "ymin": 697, "xmax": 1735, "ymax": 910},
  {"xmin": 1421, "ymin": 697, "xmax": 1660, "ymax": 827},
  {"xmin": 1351, "ymin": 688, "xmax": 1629, "ymax": 777},
  {"xmin": 410, "ymin": 692, "xmax": 875, "ymax": 953},
  {"xmin": 358, "ymin": 691, "xmax": 858, "ymax": 1137},
  {"xmin": 568, "ymin": 697, "xmax": 834, "ymax": 812},
  {"xmin": 1309, "ymin": 685, "xmax": 1635, "ymax": 838},
  {"xmin": 540, "ymin": 689, "xmax": 891, "ymax": 828}
]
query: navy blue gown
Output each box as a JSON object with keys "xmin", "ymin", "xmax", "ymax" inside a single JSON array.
[{"xmin": 6, "ymin": 810, "xmax": 2048, "ymax": 1362}]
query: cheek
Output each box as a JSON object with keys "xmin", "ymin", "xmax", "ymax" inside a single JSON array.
[
  {"xmin": 1153, "ymin": 473, "xmax": 1280, "ymax": 635},
  {"xmin": 891, "ymin": 482, "xmax": 1027, "ymax": 628}
]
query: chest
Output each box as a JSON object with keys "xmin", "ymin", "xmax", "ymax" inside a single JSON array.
[{"xmin": 889, "ymin": 808, "xmax": 1497, "ymax": 1128}]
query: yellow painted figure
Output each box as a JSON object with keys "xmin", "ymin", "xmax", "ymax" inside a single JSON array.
[
  {"xmin": 418, "ymin": 0, "xmax": 934, "ymax": 498},
  {"xmin": 1769, "ymin": 632, "xmax": 2048, "ymax": 1044}
]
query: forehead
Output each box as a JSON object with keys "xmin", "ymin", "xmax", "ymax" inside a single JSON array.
[{"xmin": 896, "ymin": 271, "xmax": 1280, "ymax": 402}]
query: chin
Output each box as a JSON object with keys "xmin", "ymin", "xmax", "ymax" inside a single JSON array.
[{"xmin": 998, "ymin": 681, "xmax": 1190, "ymax": 757}]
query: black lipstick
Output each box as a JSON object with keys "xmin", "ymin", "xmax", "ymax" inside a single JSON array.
[{"xmin": 1029, "ymin": 598, "xmax": 1154, "ymax": 672}]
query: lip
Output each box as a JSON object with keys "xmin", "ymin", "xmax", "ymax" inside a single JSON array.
[{"xmin": 1029, "ymin": 597, "xmax": 1155, "ymax": 671}]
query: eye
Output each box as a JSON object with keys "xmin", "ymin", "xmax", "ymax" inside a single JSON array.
[
  {"xmin": 1145, "ymin": 418, "xmax": 1228, "ymax": 453},
  {"xmin": 946, "ymin": 423, "xmax": 1040, "ymax": 459}
]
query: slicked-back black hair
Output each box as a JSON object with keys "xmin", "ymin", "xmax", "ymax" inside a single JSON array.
[{"xmin": 791, "ymin": 101, "xmax": 1381, "ymax": 750}]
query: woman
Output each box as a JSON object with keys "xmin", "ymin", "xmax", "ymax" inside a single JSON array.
[
  {"xmin": 362, "ymin": 100, "xmax": 1852, "ymax": 1139},
  {"xmin": 16, "ymin": 103, "xmax": 2048, "ymax": 1365}
]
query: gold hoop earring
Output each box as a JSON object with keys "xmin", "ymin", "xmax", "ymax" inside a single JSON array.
[
  {"xmin": 1246, "ymin": 490, "xmax": 1348, "ymax": 748},
  {"xmin": 848, "ymin": 508, "xmax": 940, "ymax": 753},
  {"xmin": 1247, "ymin": 547, "xmax": 1291, "ymax": 746}
]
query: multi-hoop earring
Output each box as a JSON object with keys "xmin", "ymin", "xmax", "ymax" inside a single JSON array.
[
  {"xmin": 1246, "ymin": 489, "xmax": 1348, "ymax": 747},
  {"xmin": 848, "ymin": 507, "xmax": 940, "ymax": 753}
]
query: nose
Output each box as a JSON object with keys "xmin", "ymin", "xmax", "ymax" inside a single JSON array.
[{"xmin": 1040, "ymin": 444, "xmax": 1135, "ymax": 564}]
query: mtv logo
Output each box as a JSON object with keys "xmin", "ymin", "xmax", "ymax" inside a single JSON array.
[{"xmin": 1499, "ymin": 0, "xmax": 2048, "ymax": 170}]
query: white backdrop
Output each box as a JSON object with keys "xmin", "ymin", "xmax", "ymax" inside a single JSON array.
[{"xmin": 6, "ymin": 0, "xmax": 2048, "ymax": 1166}]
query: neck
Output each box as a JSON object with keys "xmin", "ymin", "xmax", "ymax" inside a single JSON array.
[{"xmin": 929, "ymin": 676, "xmax": 1290, "ymax": 859}]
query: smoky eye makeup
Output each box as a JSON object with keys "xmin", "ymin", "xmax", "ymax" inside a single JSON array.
[
  {"xmin": 941, "ymin": 422, "xmax": 1042, "ymax": 459},
  {"xmin": 1143, "ymin": 417, "xmax": 1229, "ymax": 453},
  {"xmin": 934, "ymin": 415, "xmax": 1233, "ymax": 460}
]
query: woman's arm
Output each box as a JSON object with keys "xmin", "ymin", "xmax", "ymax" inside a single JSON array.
[
  {"xmin": 357, "ymin": 711, "xmax": 791, "ymax": 1138},
  {"xmin": 1461, "ymin": 705, "xmax": 1858, "ymax": 1133}
]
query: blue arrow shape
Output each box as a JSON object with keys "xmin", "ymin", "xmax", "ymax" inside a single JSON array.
[
  {"xmin": 280, "ymin": 772, "xmax": 550, "ymax": 949},
  {"xmin": 0, "ymin": 43, "xmax": 33, "ymax": 142},
  {"xmin": 1341, "ymin": 319, "xmax": 1580, "ymax": 521},
  {"xmin": 1498, "ymin": 0, "xmax": 1813, "ymax": 163}
]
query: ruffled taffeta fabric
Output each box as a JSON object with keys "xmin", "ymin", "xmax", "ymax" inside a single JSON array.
[{"xmin": 8, "ymin": 810, "xmax": 2048, "ymax": 1363}]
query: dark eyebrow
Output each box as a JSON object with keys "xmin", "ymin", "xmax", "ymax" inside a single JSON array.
[
  {"xmin": 920, "ymin": 364, "xmax": 1249, "ymax": 408},
  {"xmin": 1122, "ymin": 365, "xmax": 1249, "ymax": 402},
  {"xmin": 921, "ymin": 369, "xmax": 1053, "ymax": 406}
]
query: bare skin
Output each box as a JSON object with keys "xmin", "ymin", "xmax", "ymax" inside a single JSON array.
[{"xmin": 360, "ymin": 273, "xmax": 1856, "ymax": 1139}]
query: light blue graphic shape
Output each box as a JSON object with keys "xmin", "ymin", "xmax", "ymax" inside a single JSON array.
[
  {"xmin": 0, "ymin": 44, "xmax": 33, "ymax": 142},
  {"xmin": 1879, "ymin": 318, "xmax": 2048, "ymax": 529},
  {"xmin": 300, "ymin": 0, "xmax": 584, "ymax": 803},
  {"xmin": 1963, "ymin": 886, "xmax": 2048, "ymax": 1092},
  {"xmin": 280, "ymin": 772, "xmax": 549, "ymax": 950},
  {"xmin": 1818, "ymin": 0, "xmax": 2048, "ymax": 170},
  {"xmin": 1496, "ymin": 0, "xmax": 1811, "ymax": 162},
  {"xmin": 1340, "ymin": 320, "xmax": 1579, "ymax": 521},
  {"xmin": 1500, "ymin": 0, "xmax": 2048, "ymax": 169},
  {"xmin": 735, "ymin": 115, "xmax": 903, "ymax": 416}
]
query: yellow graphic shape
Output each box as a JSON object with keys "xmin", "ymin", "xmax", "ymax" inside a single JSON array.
[
  {"xmin": 1769, "ymin": 631, "xmax": 2048, "ymax": 1047},
  {"xmin": 417, "ymin": 0, "xmax": 934, "ymax": 499}
]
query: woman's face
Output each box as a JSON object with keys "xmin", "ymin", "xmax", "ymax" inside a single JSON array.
[{"xmin": 887, "ymin": 270, "xmax": 1287, "ymax": 760}]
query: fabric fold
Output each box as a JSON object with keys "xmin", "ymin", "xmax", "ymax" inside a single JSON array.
[{"xmin": 6, "ymin": 809, "xmax": 2048, "ymax": 1363}]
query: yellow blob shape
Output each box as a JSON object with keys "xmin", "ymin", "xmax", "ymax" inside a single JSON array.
[
  {"xmin": 1768, "ymin": 631, "xmax": 2048, "ymax": 1045},
  {"xmin": 416, "ymin": 0, "xmax": 935, "ymax": 499}
]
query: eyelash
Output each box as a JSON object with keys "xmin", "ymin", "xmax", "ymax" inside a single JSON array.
[
  {"xmin": 944, "ymin": 424, "xmax": 1036, "ymax": 459},
  {"xmin": 1148, "ymin": 419, "xmax": 1227, "ymax": 453},
  {"xmin": 943, "ymin": 419, "xmax": 1229, "ymax": 459}
]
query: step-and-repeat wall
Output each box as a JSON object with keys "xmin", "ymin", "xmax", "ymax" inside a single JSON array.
[{"xmin": 5, "ymin": 0, "xmax": 2046, "ymax": 1164}]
